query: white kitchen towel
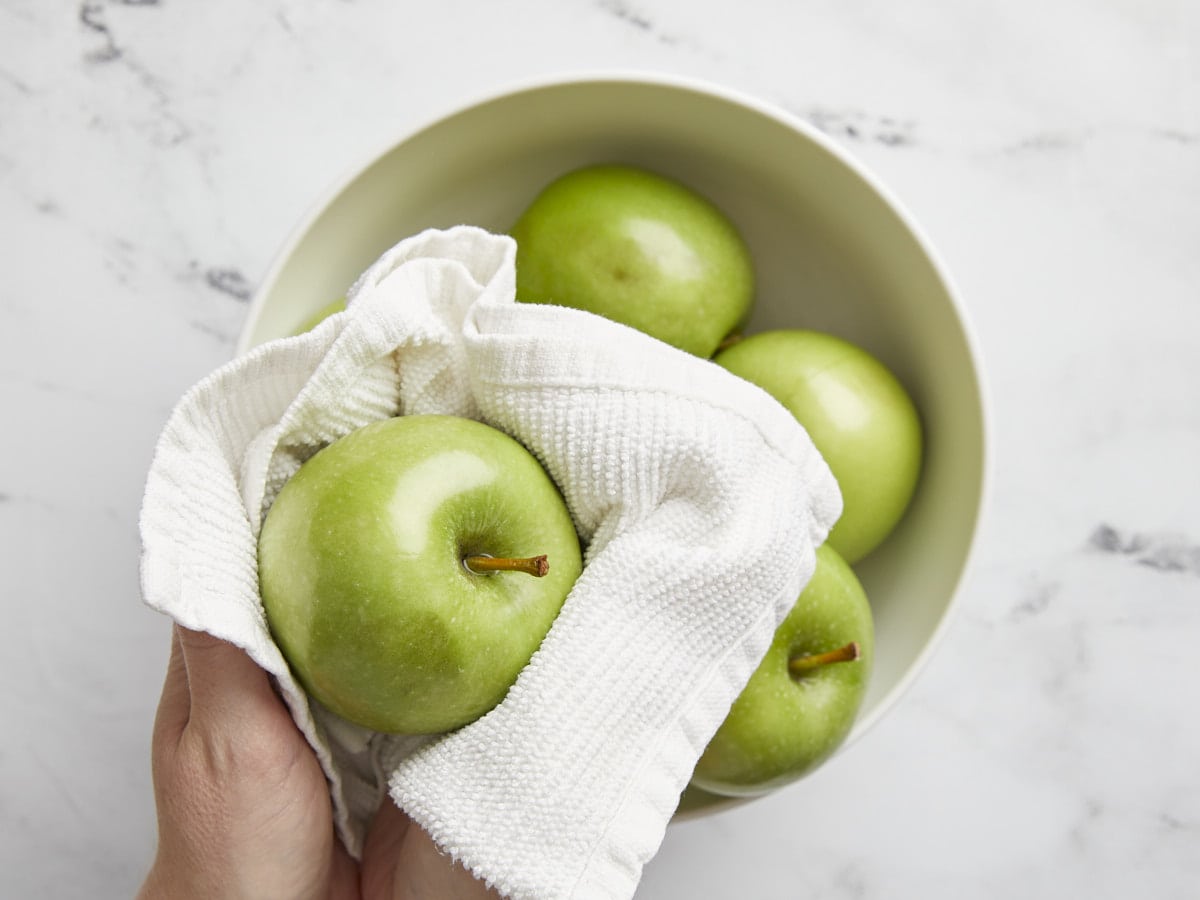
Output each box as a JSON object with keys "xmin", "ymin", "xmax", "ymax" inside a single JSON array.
[{"xmin": 139, "ymin": 225, "xmax": 841, "ymax": 900}]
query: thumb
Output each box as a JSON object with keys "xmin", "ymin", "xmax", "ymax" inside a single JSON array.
[
  {"xmin": 175, "ymin": 626, "xmax": 281, "ymax": 726},
  {"xmin": 151, "ymin": 625, "xmax": 192, "ymax": 749}
]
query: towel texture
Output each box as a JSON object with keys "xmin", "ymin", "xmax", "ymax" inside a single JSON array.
[{"xmin": 139, "ymin": 226, "xmax": 840, "ymax": 900}]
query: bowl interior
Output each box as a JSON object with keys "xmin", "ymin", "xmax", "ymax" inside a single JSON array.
[{"xmin": 240, "ymin": 74, "xmax": 987, "ymax": 813}]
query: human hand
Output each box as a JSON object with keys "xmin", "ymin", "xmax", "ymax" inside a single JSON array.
[
  {"xmin": 137, "ymin": 625, "xmax": 359, "ymax": 900},
  {"xmin": 360, "ymin": 798, "xmax": 501, "ymax": 900},
  {"xmin": 137, "ymin": 625, "xmax": 499, "ymax": 900}
]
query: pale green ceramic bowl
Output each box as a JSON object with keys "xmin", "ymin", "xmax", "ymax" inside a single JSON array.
[{"xmin": 238, "ymin": 72, "xmax": 990, "ymax": 816}]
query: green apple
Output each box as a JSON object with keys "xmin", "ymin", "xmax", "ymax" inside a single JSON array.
[
  {"xmin": 290, "ymin": 297, "xmax": 346, "ymax": 335},
  {"xmin": 691, "ymin": 543, "xmax": 873, "ymax": 797},
  {"xmin": 714, "ymin": 329, "xmax": 922, "ymax": 563},
  {"xmin": 258, "ymin": 414, "xmax": 582, "ymax": 734},
  {"xmin": 510, "ymin": 164, "xmax": 755, "ymax": 357}
]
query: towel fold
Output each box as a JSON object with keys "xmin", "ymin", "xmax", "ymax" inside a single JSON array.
[{"xmin": 139, "ymin": 225, "xmax": 840, "ymax": 900}]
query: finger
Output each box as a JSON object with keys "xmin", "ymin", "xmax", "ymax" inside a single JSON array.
[
  {"xmin": 360, "ymin": 797, "xmax": 413, "ymax": 899},
  {"xmin": 402, "ymin": 824, "xmax": 500, "ymax": 899},
  {"xmin": 329, "ymin": 839, "xmax": 361, "ymax": 900},
  {"xmin": 151, "ymin": 625, "xmax": 191, "ymax": 752},
  {"xmin": 365, "ymin": 797, "xmax": 500, "ymax": 899},
  {"xmin": 175, "ymin": 626, "xmax": 281, "ymax": 726}
]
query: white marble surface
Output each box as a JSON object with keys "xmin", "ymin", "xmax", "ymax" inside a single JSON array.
[{"xmin": 3, "ymin": 1, "xmax": 1198, "ymax": 897}]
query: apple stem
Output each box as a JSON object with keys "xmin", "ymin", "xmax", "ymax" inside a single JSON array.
[
  {"xmin": 462, "ymin": 554, "xmax": 549, "ymax": 577},
  {"xmin": 715, "ymin": 332, "xmax": 745, "ymax": 353},
  {"xmin": 787, "ymin": 641, "xmax": 861, "ymax": 676}
]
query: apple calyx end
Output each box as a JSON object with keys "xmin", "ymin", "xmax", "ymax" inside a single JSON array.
[
  {"xmin": 787, "ymin": 641, "xmax": 861, "ymax": 677},
  {"xmin": 462, "ymin": 554, "xmax": 550, "ymax": 578}
]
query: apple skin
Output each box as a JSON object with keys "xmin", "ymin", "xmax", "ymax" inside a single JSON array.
[
  {"xmin": 691, "ymin": 543, "xmax": 874, "ymax": 797},
  {"xmin": 714, "ymin": 329, "xmax": 922, "ymax": 563},
  {"xmin": 258, "ymin": 414, "xmax": 582, "ymax": 735},
  {"xmin": 291, "ymin": 297, "xmax": 346, "ymax": 335},
  {"xmin": 510, "ymin": 164, "xmax": 755, "ymax": 358}
]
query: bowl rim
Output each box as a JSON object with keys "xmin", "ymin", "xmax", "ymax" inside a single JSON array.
[{"xmin": 239, "ymin": 67, "xmax": 993, "ymax": 797}]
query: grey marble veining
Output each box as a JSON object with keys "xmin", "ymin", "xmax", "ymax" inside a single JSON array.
[{"xmin": 2, "ymin": 1, "xmax": 1198, "ymax": 897}]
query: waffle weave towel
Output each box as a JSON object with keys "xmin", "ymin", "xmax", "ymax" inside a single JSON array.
[{"xmin": 139, "ymin": 226, "xmax": 840, "ymax": 900}]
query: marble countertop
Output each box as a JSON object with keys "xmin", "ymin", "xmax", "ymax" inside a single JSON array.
[{"xmin": 3, "ymin": 1, "xmax": 1197, "ymax": 897}]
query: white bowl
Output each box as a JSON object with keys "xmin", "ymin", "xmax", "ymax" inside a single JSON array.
[{"xmin": 239, "ymin": 72, "xmax": 989, "ymax": 815}]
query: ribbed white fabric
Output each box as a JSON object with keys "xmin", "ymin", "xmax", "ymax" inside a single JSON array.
[{"xmin": 139, "ymin": 226, "xmax": 840, "ymax": 900}]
